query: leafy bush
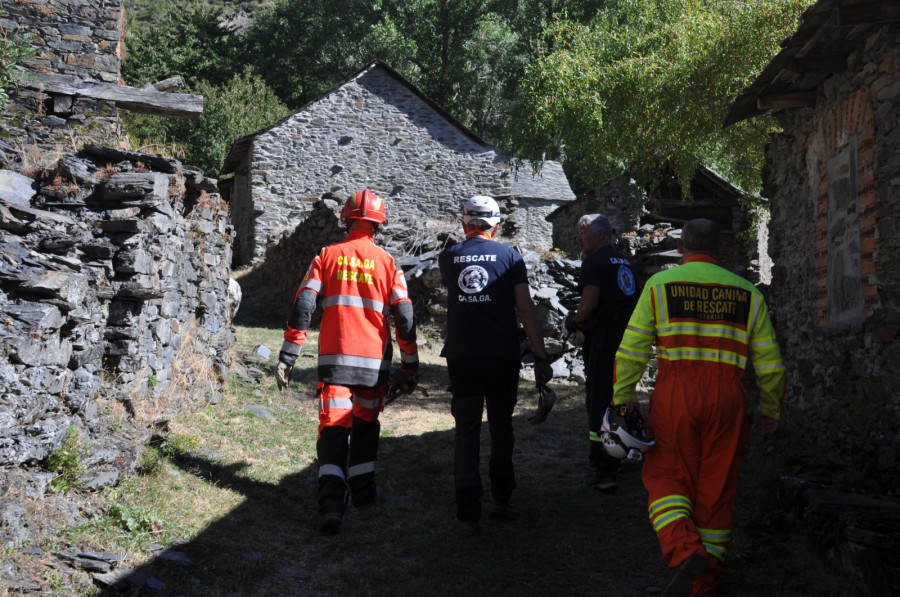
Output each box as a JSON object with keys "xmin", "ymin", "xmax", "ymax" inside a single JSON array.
[
  {"xmin": 107, "ymin": 503, "xmax": 163, "ymax": 534},
  {"xmin": 159, "ymin": 433, "xmax": 201, "ymax": 458},
  {"xmin": 0, "ymin": 12, "xmax": 35, "ymax": 105},
  {"xmin": 123, "ymin": 67, "xmax": 288, "ymax": 176},
  {"xmin": 46, "ymin": 426, "xmax": 90, "ymax": 493},
  {"xmin": 139, "ymin": 432, "xmax": 202, "ymax": 475},
  {"xmin": 137, "ymin": 444, "xmax": 165, "ymax": 475}
]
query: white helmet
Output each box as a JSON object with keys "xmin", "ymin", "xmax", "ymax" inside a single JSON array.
[
  {"xmin": 601, "ymin": 405, "xmax": 655, "ymax": 463},
  {"xmin": 463, "ymin": 195, "xmax": 501, "ymax": 227}
]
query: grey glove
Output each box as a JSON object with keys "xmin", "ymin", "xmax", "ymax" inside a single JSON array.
[
  {"xmin": 276, "ymin": 361, "xmax": 293, "ymax": 390},
  {"xmin": 534, "ymin": 357, "xmax": 553, "ymax": 387}
]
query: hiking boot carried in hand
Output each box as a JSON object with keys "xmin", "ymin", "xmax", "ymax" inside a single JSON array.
[{"xmin": 661, "ymin": 553, "xmax": 708, "ymax": 597}]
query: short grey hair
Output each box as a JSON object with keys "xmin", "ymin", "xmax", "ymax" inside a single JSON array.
[{"xmin": 576, "ymin": 214, "xmax": 612, "ymax": 237}]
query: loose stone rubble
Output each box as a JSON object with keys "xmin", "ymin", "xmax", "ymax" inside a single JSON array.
[
  {"xmin": 0, "ymin": 144, "xmax": 234, "ymax": 548},
  {"xmin": 239, "ymin": 196, "xmax": 682, "ymax": 387}
]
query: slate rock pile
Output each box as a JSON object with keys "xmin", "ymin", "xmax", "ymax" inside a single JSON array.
[
  {"xmin": 0, "ymin": 144, "xmax": 234, "ymax": 491},
  {"xmin": 236, "ymin": 192, "xmax": 682, "ymax": 385},
  {"xmin": 388, "ymin": 220, "xmax": 682, "ymax": 383}
]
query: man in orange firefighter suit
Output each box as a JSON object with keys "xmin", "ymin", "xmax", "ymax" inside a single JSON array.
[
  {"xmin": 276, "ymin": 188, "xmax": 419, "ymax": 535},
  {"xmin": 611, "ymin": 219, "xmax": 786, "ymax": 597}
]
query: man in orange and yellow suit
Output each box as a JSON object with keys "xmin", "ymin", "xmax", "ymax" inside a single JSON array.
[{"xmin": 612, "ymin": 219, "xmax": 786, "ymax": 597}]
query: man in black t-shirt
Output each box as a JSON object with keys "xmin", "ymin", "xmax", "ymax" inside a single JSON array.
[
  {"xmin": 567, "ymin": 214, "xmax": 638, "ymax": 491},
  {"xmin": 439, "ymin": 195, "xmax": 552, "ymax": 533}
]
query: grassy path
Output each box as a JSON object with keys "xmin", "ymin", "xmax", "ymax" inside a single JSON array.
[{"xmin": 12, "ymin": 324, "xmax": 864, "ymax": 596}]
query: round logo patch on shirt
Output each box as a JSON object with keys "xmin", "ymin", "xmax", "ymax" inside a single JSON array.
[
  {"xmin": 618, "ymin": 265, "xmax": 636, "ymax": 296},
  {"xmin": 458, "ymin": 265, "xmax": 489, "ymax": 294}
]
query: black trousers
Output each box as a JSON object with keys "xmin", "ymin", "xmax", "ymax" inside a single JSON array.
[
  {"xmin": 447, "ymin": 357, "xmax": 520, "ymax": 523},
  {"xmin": 583, "ymin": 323, "xmax": 627, "ymax": 476}
]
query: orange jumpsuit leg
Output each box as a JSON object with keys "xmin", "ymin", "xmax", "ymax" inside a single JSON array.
[
  {"xmin": 316, "ymin": 382, "xmax": 385, "ymax": 515},
  {"xmin": 643, "ymin": 363, "xmax": 749, "ymax": 596}
]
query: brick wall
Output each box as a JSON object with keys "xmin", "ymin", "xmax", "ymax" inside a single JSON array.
[
  {"xmin": 763, "ymin": 23, "xmax": 900, "ymax": 491},
  {"xmin": 814, "ymin": 87, "xmax": 879, "ymax": 324}
]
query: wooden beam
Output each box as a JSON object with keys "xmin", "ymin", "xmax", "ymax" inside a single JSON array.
[
  {"xmin": 793, "ymin": 55, "xmax": 848, "ymax": 73},
  {"xmin": 16, "ymin": 72, "xmax": 203, "ymax": 119},
  {"xmin": 757, "ymin": 90, "xmax": 817, "ymax": 110},
  {"xmin": 838, "ymin": 2, "xmax": 900, "ymax": 27}
]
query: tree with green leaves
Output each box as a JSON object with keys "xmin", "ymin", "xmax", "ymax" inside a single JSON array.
[
  {"xmin": 472, "ymin": 0, "xmax": 610, "ymax": 141},
  {"xmin": 507, "ymin": 0, "xmax": 811, "ymax": 196},
  {"xmin": 236, "ymin": 0, "xmax": 605, "ymax": 138},
  {"xmin": 122, "ymin": 4, "xmax": 288, "ymax": 177},
  {"xmin": 240, "ymin": 0, "xmax": 388, "ymax": 108},
  {"xmin": 122, "ymin": 2, "xmax": 240, "ymax": 88},
  {"xmin": 117, "ymin": 0, "xmax": 808, "ymax": 197},
  {"xmin": 125, "ymin": 68, "xmax": 289, "ymax": 176},
  {"xmin": 121, "ymin": 0, "xmax": 612, "ymax": 144}
]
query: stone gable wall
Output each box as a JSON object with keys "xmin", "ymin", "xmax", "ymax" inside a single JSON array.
[
  {"xmin": 548, "ymin": 179, "xmax": 645, "ymax": 259},
  {"xmin": 230, "ymin": 66, "xmax": 509, "ymax": 266},
  {"xmin": 502, "ymin": 199, "xmax": 559, "ymax": 253},
  {"xmin": 762, "ymin": 24, "xmax": 900, "ymax": 490},
  {"xmin": 0, "ymin": 0, "xmax": 123, "ymax": 149}
]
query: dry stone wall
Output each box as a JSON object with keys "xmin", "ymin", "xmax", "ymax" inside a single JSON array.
[
  {"xmin": 0, "ymin": 0, "xmax": 123, "ymax": 149},
  {"xmin": 762, "ymin": 23, "xmax": 900, "ymax": 491},
  {"xmin": 0, "ymin": 144, "xmax": 234, "ymax": 470}
]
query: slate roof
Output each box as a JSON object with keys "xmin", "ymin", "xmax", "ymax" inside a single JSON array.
[
  {"xmin": 725, "ymin": 0, "xmax": 900, "ymax": 125},
  {"xmin": 509, "ymin": 160, "xmax": 577, "ymax": 202}
]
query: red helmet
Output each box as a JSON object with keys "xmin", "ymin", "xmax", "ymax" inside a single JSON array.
[{"xmin": 341, "ymin": 188, "xmax": 386, "ymax": 225}]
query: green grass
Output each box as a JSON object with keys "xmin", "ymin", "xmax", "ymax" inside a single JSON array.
[{"xmin": 8, "ymin": 323, "xmax": 868, "ymax": 596}]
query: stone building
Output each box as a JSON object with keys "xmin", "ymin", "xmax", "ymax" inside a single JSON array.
[
  {"xmin": 219, "ymin": 60, "xmax": 575, "ymax": 267},
  {"xmin": 547, "ymin": 165, "xmax": 758, "ymax": 279},
  {"xmin": 506, "ymin": 160, "xmax": 577, "ymax": 250},
  {"xmin": 726, "ymin": 0, "xmax": 900, "ymax": 491}
]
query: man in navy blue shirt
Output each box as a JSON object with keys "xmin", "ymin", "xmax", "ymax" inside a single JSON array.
[
  {"xmin": 439, "ymin": 195, "xmax": 553, "ymax": 533},
  {"xmin": 567, "ymin": 214, "xmax": 639, "ymax": 491}
]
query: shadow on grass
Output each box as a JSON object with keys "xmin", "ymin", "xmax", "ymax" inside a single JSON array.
[
  {"xmin": 94, "ymin": 383, "xmax": 868, "ymax": 597},
  {"xmin": 93, "ymin": 384, "xmax": 659, "ymax": 596}
]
